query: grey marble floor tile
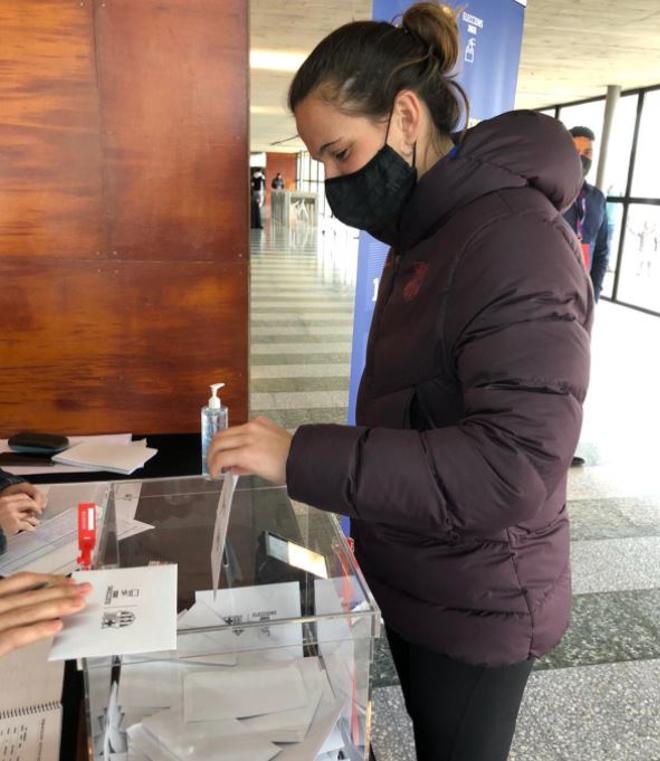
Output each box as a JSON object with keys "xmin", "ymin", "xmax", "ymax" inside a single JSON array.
[
  {"xmin": 250, "ymin": 352, "xmax": 351, "ymax": 365},
  {"xmin": 250, "ymin": 295, "xmax": 355, "ymax": 305},
  {"xmin": 251, "ymin": 325, "xmax": 353, "ymax": 336},
  {"xmin": 257, "ymin": 407, "xmax": 348, "ymax": 429},
  {"xmin": 252, "ymin": 341, "xmax": 350, "ymax": 354},
  {"xmin": 251, "ymin": 317, "xmax": 354, "ymax": 327},
  {"xmin": 536, "ymin": 589, "xmax": 660, "ymax": 670},
  {"xmin": 626, "ymin": 586, "xmax": 660, "ymax": 631},
  {"xmin": 370, "ymin": 686, "xmax": 416, "ymax": 761},
  {"xmin": 370, "ymin": 684, "xmax": 565, "ymax": 761},
  {"xmin": 252, "ymin": 304, "xmax": 354, "ymax": 313},
  {"xmin": 251, "ymin": 377, "xmax": 350, "ymax": 393},
  {"xmin": 251, "ymin": 312, "xmax": 355, "ymax": 322},
  {"xmin": 568, "ymin": 496, "xmax": 660, "ymax": 541},
  {"xmin": 372, "ymin": 635, "xmax": 399, "ymax": 688},
  {"xmin": 520, "ymin": 660, "xmax": 660, "ymax": 760},
  {"xmin": 250, "ymin": 333, "xmax": 353, "ymax": 345},
  {"xmin": 567, "ymin": 463, "xmax": 660, "ymax": 502},
  {"xmin": 571, "ymin": 536, "xmax": 660, "ymax": 594},
  {"xmin": 509, "ymin": 712, "xmax": 565, "ymax": 761},
  {"xmin": 250, "ymin": 363, "xmax": 350, "ymax": 379},
  {"xmin": 251, "ymin": 390, "xmax": 349, "ymax": 411}
]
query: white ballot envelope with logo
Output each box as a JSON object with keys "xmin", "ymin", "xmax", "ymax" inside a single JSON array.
[{"xmin": 49, "ymin": 565, "xmax": 177, "ymax": 661}]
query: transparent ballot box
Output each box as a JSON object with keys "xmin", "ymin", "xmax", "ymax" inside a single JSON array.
[{"xmin": 82, "ymin": 476, "xmax": 380, "ymax": 761}]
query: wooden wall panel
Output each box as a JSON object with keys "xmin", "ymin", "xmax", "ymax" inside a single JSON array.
[
  {"xmin": 95, "ymin": 0, "xmax": 248, "ymax": 260},
  {"xmin": 0, "ymin": 0, "xmax": 249, "ymax": 436},
  {"xmin": 0, "ymin": 258, "xmax": 247, "ymax": 433},
  {"xmin": 0, "ymin": 1, "xmax": 104, "ymax": 258}
]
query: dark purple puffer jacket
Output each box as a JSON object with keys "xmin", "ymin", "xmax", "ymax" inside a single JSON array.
[{"xmin": 287, "ymin": 111, "xmax": 594, "ymax": 667}]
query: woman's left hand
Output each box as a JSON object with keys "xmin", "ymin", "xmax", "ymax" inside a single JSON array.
[{"xmin": 208, "ymin": 417, "xmax": 292, "ymax": 486}]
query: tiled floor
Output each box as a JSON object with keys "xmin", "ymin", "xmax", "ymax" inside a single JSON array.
[{"xmin": 249, "ymin": 223, "xmax": 660, "ymax": 761}]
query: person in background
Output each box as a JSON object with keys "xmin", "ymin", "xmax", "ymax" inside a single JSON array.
[
  {"xmin": 251, "ymin": 167, "xmax": 266, "ymax": 206},
  {"xmin": 209, "ymin": 4, "xmax": 591, "ymax": 759},
  {"xmin": 0, "ymin": 572, "xmax": 90, "ymax": 656},
  {"xmin": 271, "ymin": 171, "xmax": 285, "ymax": 190},
  {"xmin": 563, "ymin": 126, "xmax": 610, "ymax": 302},
  {"xmin": 563, "ymin": 126, "xmax": 610, "ymax": 467},
  {"xmin": 0, "ymin": 469, "xmax": 45, "ymax": 554}
]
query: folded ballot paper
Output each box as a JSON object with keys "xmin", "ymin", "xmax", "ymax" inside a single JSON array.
[{"xmin": 52, "ymin": 438, "xmax": 157, "ymax": 475}]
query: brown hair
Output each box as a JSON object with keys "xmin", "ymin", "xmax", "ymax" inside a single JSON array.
[{"xmin": 288, "ymin": 2, "xmax": 468, "ymax": 137}]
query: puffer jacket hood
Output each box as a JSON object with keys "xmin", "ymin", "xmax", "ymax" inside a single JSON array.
[{"xmin": 400, "ymin": 110, "xmax": 583, "ymax": 251}]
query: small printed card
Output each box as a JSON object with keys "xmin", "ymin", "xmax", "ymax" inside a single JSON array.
[{"xmin": 49, "ymin": 565, "xmax": 177, "ymax": 661}]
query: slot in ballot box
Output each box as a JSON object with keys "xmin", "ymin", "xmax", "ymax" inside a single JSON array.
[{"xmin": 82, "ymin": 475, "xmax": 380, "ymax": 761}]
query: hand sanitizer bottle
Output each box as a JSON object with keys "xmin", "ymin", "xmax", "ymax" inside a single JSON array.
[{"xmin": 201, "ymin": 383, "xmax": 228, "ymax": 477}]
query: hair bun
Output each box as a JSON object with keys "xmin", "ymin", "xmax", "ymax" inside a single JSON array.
[{"xmin": 401, "ymin": 2, "xmax": 459, "ymax": 76}]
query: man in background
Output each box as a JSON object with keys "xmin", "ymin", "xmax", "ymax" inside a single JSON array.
[
  {"xmin": 563, "ymin": 126, "xmax": 610, "ymax": 302},
  {"xmin": 271, "ymin": 171, "xmax": 285, "ymax": 190},
  {"xmin": 564, "ymin": 126, "xmax": 611, "ymax": 467}
]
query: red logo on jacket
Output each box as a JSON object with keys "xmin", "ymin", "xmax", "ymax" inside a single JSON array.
[{"xmin": 402, "ymin": 262, "xmax": 429, "ymax": 302}]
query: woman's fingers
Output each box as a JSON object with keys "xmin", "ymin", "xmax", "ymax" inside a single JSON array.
[
  {"xmin": 0, "ymin": 494, "xmax": 42, "ymax": 515},
  {"xmin": 22, "ymin": 483, "xmax": 47, "ymax": 511},
  {"xmin": 0, "ymin": 619, "xmax": 64, "ymax": 658},
  {"xmin": 0, "ymin": 486, "xmax": 45, "ymax": 513},
  {"xmin": 0, "ymin": 581, "xmax": 91, "ymax": 617},
  {"xmin": 0, "ymin": 572, "xmax": 72, "ymax": 597},
  {"xmin": 0, "ymin": 591, "xmax": 88, "ymax": 635}
]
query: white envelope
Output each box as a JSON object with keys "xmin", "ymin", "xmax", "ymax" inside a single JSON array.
[
  {"xmin": 240, "ymin": 656, "xmax": 326, "ymax": 743},
  {"xmin": 183, "ymin": 661, "xmax": 307, "ymax": 722},
  {"xmin": 49, "ymin": 565, "xmax": 177, "ymax": 660},
  {"xmin": 275, "ymin": 684, "xmax": 346, "ymax": 761},
  {"xmin": 141, "ymin": 709, "xmax": 281, "ymax": 761}
]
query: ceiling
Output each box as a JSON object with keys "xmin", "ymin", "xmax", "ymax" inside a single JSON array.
[{"xmin": 249, "ymin": 0, "xmax": 660, "ymax": 153}]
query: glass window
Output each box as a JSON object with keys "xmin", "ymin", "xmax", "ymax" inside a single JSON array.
[
  {"xmin": 600, "ymin": 201, "xmax": 624, "ymax": 300},
  {"xmin": 559, "ymin": 99, "xmax": 605, "ymax": 184},
  {"xmin": 616, "ymin": 204, "xmax": 660, "ymax": 311},
  {"xmin": 631, "ymin": 90, "xmax": 660, "ymax": 199},
  {"xmin": 602, "ymin": 94, "xmax": 638, "ymax": 197},
  {"xmin": 538, "ymin": 108, "xmax": 556, "ymax": 118}
]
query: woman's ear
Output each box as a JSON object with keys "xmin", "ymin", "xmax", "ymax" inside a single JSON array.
[{"xmin": 392, "ymin": 89, "xmax": 422, "ymax": 156}]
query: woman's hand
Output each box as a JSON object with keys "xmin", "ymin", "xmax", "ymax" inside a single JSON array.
[
  {"xmin": 0, "ymin": 572, "xmax": 91, "ymax": 657},
  {"xmin": 208, "ymin": 417, "xmax": 293, "ymax": 485},
  {"xmin": 0, "ymin": 482, "xmax": 46, "ymax": 536}
]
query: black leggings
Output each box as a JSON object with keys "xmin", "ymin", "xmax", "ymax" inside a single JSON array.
[{"xmin": 385, "ymin": 627, "xmax": 534, "ymax": 761}]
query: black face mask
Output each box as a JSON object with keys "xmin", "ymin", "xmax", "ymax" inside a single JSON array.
[
  {"xmin": 324, "ymin": 134, "xmax": 417, "ymax": 246},
  {"xmin": 580, "ymin": 154, "xmax": 592, "ymax": 178}
]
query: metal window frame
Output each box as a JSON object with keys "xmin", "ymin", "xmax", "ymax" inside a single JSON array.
[{"xmin": 539, "ymin": 83, "xmax": 660, "ymax": 317}]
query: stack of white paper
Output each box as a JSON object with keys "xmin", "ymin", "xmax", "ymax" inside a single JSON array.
[
  {"xmin": 53, "ymin": 439, "xmax": 157, "ymax": 475},
  {"xmin": 0, "ymin": 433, "xmax": 138, "ymax": 476}
]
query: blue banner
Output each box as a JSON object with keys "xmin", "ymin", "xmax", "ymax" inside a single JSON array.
[{"xmin": 347, "ymin": 0, "xmax": 526, "ymax": 426}]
